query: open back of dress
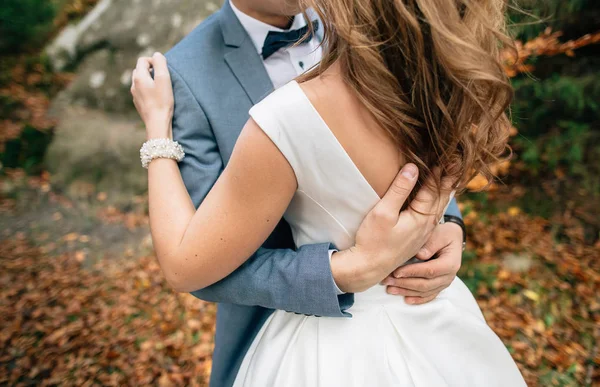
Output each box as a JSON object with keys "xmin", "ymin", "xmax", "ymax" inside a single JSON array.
[{"xmin": 233, "ymin": 81, "xmax": 525, "ymax": 387}]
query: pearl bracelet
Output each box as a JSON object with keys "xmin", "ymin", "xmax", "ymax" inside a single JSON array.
[{"xmin": 140, "ymin": 138, "xmax": 185, "ymax": 169}]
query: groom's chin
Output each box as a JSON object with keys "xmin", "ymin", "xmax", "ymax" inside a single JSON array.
[{"xmin": 256, "ymin": 0, "xmax": 306, "ymax": 17}]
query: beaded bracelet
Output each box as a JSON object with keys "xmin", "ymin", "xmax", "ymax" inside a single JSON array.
[{"xmin": 140, "ymin": 138, "xmax": 185, "ymax": 169}]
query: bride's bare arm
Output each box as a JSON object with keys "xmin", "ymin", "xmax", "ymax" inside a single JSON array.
[
  {"xmin": 148, "ymin": 119, "xmax": 296, "ymax": 292},
  {"xmin": 133, "ymin": 52, "xmax": 459, "ymax": 299},
  {"xmin": 132, "ymin": 53, "xmax": 296, "ymax": 292}
]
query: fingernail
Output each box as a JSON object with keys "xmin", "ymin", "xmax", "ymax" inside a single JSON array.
[
  {"xmin": 394, "ymin": 273, "xmax": 403, "ymax": 279},
  {"xmin": 418, "ymin": 248, "xmax": 429, "ymax": 257},
  {"xmin": 401, "ymin": 164, "xmax": 417, "ymax": 179}
]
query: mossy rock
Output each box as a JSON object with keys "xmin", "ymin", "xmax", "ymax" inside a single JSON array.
[
  {"xmin": 46, "ymin": 0, "xmax": 222, "ymax": 113},
  {"xmin": 45, "ymin": 107, "xmax": 147, "ymax": 204}
]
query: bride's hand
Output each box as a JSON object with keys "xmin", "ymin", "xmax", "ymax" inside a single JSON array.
[{"xmin": 131, "ymin": 52, "xmax": 174, "ymax": 140}]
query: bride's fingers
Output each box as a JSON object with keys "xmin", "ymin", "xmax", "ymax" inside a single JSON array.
[
  {"xmin": 150, "ymin": 52, "xmax": 168, "ymax": 75},
  {"xmin": 151, "ymin": 52, "xmax": 172, "ymax": 87},
  {"xmin": 130, "ymin": 69, "xmax": 136, "ymax": 91},
  {"xmin": 134, "ymin": 57, "xmax": 153, "ymax": 86},
  {"xmin": 136, "ymin": 57, "xmax": 152, "ymax": 73}
]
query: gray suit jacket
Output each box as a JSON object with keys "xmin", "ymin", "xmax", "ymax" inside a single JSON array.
[{"xmin": 166, "ymin": 2, "xmax": 462, "ymax": 386}]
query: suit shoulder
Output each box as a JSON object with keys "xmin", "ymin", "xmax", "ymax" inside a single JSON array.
[{"xmin": 166, "ymin": 11, "xmax": 223, "ymax": 72}]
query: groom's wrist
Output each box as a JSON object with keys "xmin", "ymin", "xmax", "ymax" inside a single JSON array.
[
  {"xmin": 331, "ymin": 247, "xmax": 380, "ymax": 293},
  {"xmin": 442, "ymin": 215, "xmax": 466, "ymax": 251},
  {"xmin": 330, "ymin": 250, "xmax": 354, "ymax": 293},
  {"xmin": 328, "ymin": 250, "xmax": 345, "ymax": 295}
]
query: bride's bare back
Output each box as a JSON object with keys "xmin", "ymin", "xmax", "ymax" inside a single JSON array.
[{"xmin": 300, "ymin": 68, "xmax": 404, "ymax": 199}]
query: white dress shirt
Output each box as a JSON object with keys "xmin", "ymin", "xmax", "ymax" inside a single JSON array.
[
  {"xmin": 230, "ymin": 1, "xmax": 322, "ymax": 90},
  {"xmin": 230, "ymin": 1, "xmax": 343, "ymax": 294}
]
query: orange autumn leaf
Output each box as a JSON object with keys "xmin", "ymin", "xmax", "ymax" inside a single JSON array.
[
  {"xmin": 467, "ymin": 174, "xmax": 489, "ymax": 191},
  {"xmin": 503, "ymin": 29, "xmax": 600, "ymax": 77}
]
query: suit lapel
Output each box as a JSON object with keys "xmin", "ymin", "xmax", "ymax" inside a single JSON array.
[
  {"xmin": 224, "ymin": 46, "xmax": 273, "ymax": 104},
  {"xmin": 219, "ymin": 1, "xmax": 274, "ymax": 104}
]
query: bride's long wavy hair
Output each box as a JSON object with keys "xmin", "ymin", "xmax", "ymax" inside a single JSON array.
[{"xmin": 299, "ymin": 0, "xmax": 514, "ymax": 196}]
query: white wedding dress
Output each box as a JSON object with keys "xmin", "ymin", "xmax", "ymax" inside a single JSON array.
[{"xmin": 233, "ymin": 81, "xmax": 526, "ymax": 387}]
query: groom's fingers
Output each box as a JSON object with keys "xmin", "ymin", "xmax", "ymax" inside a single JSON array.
[
  {"xmin": 387, "ymin": 283, "xmax": 449, "ymax": 298},
  {"xmin": 409, "ymin": 166, "xmax": 441, "ymax": 215},
  {"xmin": 385, "ymin": 275, "xmax": 449, "ymax": 293},
  {"xmin": 413, "ymin": 223, "xmax": 459, "ymax": 262},
  {"xmin": 405, "ymin": 294, "xmax": 437, "ymax": 305},
  {"xmin": 373, "ymin": 163, "xmax": 418, "ymax": 225},
  {"xmin": 435, "ymin": 175, "xmax": 456, "ymax": 219},
  {"xmin": 408, "ymin": 167, "xmax": 455, "ymax": 221},
  {"xmin": 392, "ymin": 251, "xmax": 457, "ymax": 279}
]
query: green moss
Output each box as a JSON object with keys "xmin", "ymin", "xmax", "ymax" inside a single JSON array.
[{"xmin": 0, "ymin": 0, "xmax": 56, "ymax": 53}]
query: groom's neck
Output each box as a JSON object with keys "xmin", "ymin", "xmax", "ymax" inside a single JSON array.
[{"xmin": 231, "ymin": 0, "xmax": 294, "ymax": 29}]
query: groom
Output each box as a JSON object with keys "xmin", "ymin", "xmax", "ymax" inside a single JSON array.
[{"xmin": 164, "ymin": 1, "xmax": 465, "ymax": 386}]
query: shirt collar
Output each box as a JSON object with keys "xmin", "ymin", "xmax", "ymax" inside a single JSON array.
[{"xmin": 230, "ymin": 0, "xmax": 309, "ymax": 55}]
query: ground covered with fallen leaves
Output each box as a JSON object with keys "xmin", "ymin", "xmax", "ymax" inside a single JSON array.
[
  {"xmin": 1, "ymin": 2, "xmax": 599, "ymax": 386},
  {"xmin": 460, "ymin": 186, "xmax": 599, "ymax": 386},
  {"xmin": 1, "ymin": 174, "xmax": 216, "ymax": 386},
  {"xmin": 1, "ymin": 170, "xmax": 598, "ymax": 386}
]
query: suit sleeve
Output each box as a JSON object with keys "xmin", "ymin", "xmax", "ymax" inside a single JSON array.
[
  {"xmin": 443, "ymin": 197, "xmax": 462, "ymax": 219},
  {"xmin": 168, "ymin": 64, "xmax": 353, "ymax": 318}
]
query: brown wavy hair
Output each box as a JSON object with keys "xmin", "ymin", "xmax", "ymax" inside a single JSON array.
[{"xmin": 300, "ymin": 0, "xmax": 514, "ymax": 197}]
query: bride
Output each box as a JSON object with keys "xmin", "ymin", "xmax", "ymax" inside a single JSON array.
[{"xmin": 131, "ymin": 0, "xmax": 526, "ymax": 385}]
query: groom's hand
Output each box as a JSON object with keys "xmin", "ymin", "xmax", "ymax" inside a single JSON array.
[
  {"xmin": 331, "ymin": 164, "xmax": 454, "ymax": 293},
  {"xmin": 382, "ymin": 222, "xmax": 463, "ymax": 304}
]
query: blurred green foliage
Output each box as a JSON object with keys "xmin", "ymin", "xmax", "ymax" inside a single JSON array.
[
  {"xmin": 1, "ymin": 126, "xmax": 53, "ymax": 175},
  {"xmin": 509, "ymin": 0, "xmax": 598, "ymax": 40},
  {"xmin": 0, "ymin": 0, "xmax": 56, "ymax": 53},
  {"xmin": 512, "ymin": 75, "xmax": 599, "ymax": 174},
  {"xmin": 507, "ymin": 1, "xmax": 600, "ymax": 188}
]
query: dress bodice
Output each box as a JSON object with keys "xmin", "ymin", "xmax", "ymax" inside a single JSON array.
[
  {"xmin": 236, "ymin": 81, "xmax": 526, "ymax": 387},
  {"xmin": 250, "ymin": 81, "xmax": 381, "ymax": 253}
]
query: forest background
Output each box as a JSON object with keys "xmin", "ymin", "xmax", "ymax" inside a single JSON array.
[{"xmin": 0, "ymin": 0, "xmax": 598, "ymax": 386}]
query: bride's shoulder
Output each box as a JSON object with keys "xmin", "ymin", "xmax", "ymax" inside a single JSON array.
[
  {"xmin": 298, "ymin": 75, "xmax": 338, "ymax": 99},
  {"xmin": 297, "ymin": 74, "xmax": 349, "ymax": 112}
]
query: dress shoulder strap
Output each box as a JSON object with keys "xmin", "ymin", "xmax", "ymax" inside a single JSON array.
[{"xmin": 249, "ymin": 81, "xmax": 323, "ymax": 188}]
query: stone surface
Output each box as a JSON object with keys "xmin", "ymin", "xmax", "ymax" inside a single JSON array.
[
  {"xmin": 47, "ymin": 0, "xmax": 222, "ymax": 113},
  {"xmin": 45, "ymin": 106, "xmax": 148, "ymax": 202},
  {"xmin": 45, "ymin": 0, "xmax": 222, "ymax": 198}
]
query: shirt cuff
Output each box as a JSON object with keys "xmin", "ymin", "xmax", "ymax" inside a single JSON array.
[{"xmin": 329, "ymin": 249, "xmax": 345, "ymax": 295}]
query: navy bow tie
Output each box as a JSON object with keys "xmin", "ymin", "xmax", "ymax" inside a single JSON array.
[{"xmin": 262, "ymin": 20, "xmax": 319, "ymax": 60}]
